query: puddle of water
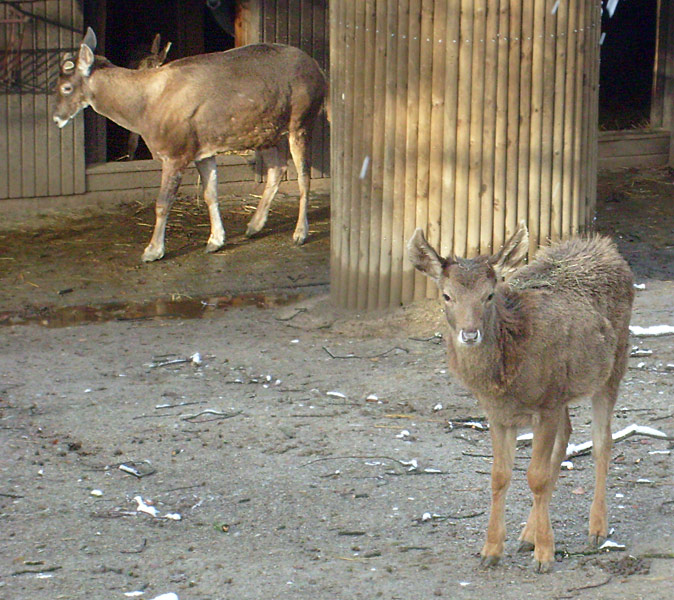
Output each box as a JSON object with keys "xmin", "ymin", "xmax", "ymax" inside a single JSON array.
[{"xmin": 0, "ymin": 290, "xmax": 311, "ymax": 328}]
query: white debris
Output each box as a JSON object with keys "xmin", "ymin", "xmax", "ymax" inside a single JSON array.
[
  {"xmin": 433, "ymin": 403, "xmax": 443, "ymax": 412},
  {"xmin": 35, "ymin": 573, "xmax": 54, "ymax": 579},
  {"xmin": 613, "ymin": 423, "xmax": 671, "ymax": 440},
  {"xmin": 633, "ymin": 283, "xmax": 646, "ymax": 290},
  {"xmin": 84, "ymin": 388, "xmax": 92, "ymax": 393},
  {"xmin": 190, "ymin": 352, "xmax": 202, "ymax": 365},
  {"xmin": 164, "ymin": 513, "xmax": 182, "ymax": 521},
  {"xmin": 396, "ymin": 430, "xmax": 411, "ymax": 439},
  {"xmin": 599, "ymin": 539, "xmax": 625, "ymax": 551},
  {"xmin": 124, "ymin": 593, "xmax": 144, "ymax": 598},
  {"xmin": 422, "ymin": 512, "xmax": 432, "ymax": 522},
  {"xmin": 327, "ymin": 390, "xmax": 347, "ymax": 399},
  {"xmin": 149, "ymin": 594, "xmax": 179, "ymax": 600},
  {"xmin": 359, "ymin": 155, "xmax": 370, "ymax": 179},
  {"xmin": 560, "ymin": 461, "xmax": 573, "ymax": 470},
  {"xmin": 90, "ymin": 489, "xmax": 103, "ymax": 497},
  {"xmin": 649, "ymin": 450, "xmax": 671, "ymax": 455},
  {"xmin": 400, "ymin": 458, "xmax": 418, "ymax": 470},
  {"xmin": 366, "ymin": 393, "xmax": 379, "ymax": 402},
  {"xmin": 424, "ymin": 468, "xmax": 442, "ymax": 474},
  {"xmin": 517, "ymin": 432, "xmax": 533, "ymax": 442},
  {"xmin": 290, "ymin": 339, "xmax": 300, "ymax": 344},
  {"xmin": 637, "ymin": 478, "xmax": 653, "ymax": 484},
  {"xmin": 134, "ymin": 496, "xmax": 159, "ymax": 518},
  {"xmin": 630, "ymin": 346, "xmax": 652, "ymax": 357},
  {"xmin": 459, "ymin": 581, "xmax": 471, "ymax": 587},
  {"xmin": 605, "ymin": 0, "xmax": 620, "ymax": 19},
  {"xmin": 629, "ymin": 325, "xmax": 674, "ymax": 337}
]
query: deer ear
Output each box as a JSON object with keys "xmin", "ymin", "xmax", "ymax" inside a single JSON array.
[
  {"xmin": 78, "ymin": 42, "xmax": 95, "ymax": 77},
  {"xmin": 158, "ymin": 41, "xmax": 172, "ymax": 65},
  {"xmin": 82, "ymin": 27, "xmax": 97, "ymax": 52},
  {"xmin": 407, "ymin": 228, "xmax": 445, "ymax": 282},
  {"xmin": 490, "ymin": 221, "xmax": 529, "ymax": 279},
  {"xmin": 151, "ymin": 33, "xmax": 161, "ymax": 55}
]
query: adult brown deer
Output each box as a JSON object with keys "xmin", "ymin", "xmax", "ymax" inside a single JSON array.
[
  {"xmin": 53, "ymin": 28, "xmax": 327, "ymax": 262},
  {"xmin": 408, "ymin": 225, "xmax": 634, "ymax": 572},
  {"xmin": 126, "ymin": 33, "xmax": 172, "ymax": 160}
]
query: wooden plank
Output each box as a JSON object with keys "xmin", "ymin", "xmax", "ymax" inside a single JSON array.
[
  {"xmin": 400, "ymin": 0, "xmax": 421, "ymax": 303},
  {"xmin": 329, "ymin": 0, "xmax": 342, "ymax": 301},
  {"xmin": 21, "ymin": 20, "xmax": 36, "ymax": 198},
  {"xmin": 7, "ymin": 94, "xmax": 22, "ymax": 198},
  {"xmin": 73, "ymin": 2, "xmax": 85, "ymax": 193},
  {"xmin": 33, "ymin": 1, "xmax": 49, "ymax": 197},
  {"xmin": 59, "ymin": 0, "xmax": 75, "ymax": 196},
  {"xmin": 505, "ymin": 0, "xmax": 522, "ymax": 239},
  {"xmin": 426, "ymin": 0, "xmax": 447, "ymax": 297},
  {"xmin": 351, "ymin": 0, "xmax": 370, "ymax": 309},
  {"xmin": 46, "ymin": 0, "xmax": 61, "ymax": 195},
  {"xmin": 453, "ymin": 0, "xmax": 474, "ymax": 257},
  {"xmin": 517, "ymin": 0, "xmax": 534, "ymax": 242},
  {"xmin": 276, "ymin": 0, "xmax": 289, "ymax": 44},
  {"xmin": 539, "ymin": 0, "xmax": 556, "ymax": 245},
  {"xmin": 0, "ymin": 3, "xmax": 8, "ymax": 199},
  {"xmin": 561, "ymin": 0, "xmax": 578, "ymax": 238},
  {"xmin": 377, "ymin": 0, "xmax": 400, "ymax": 308},
  {"xmin": 388, "ymin": 0, "xmax": 410, "ymax": 307},
  {"xmin": 479, "ymin": 0, "xmax": 499, "ymax": 254},
  {"xmin": 366, "ymin": 0, "xmax": 388, "ymax": 309},
  {"xmin": 571, "ymin": 0, "xmax": 587, "ymax": 233},
  {"xmin": 493, "ymin": 0, "xmax": 509, "ymax": 250}
]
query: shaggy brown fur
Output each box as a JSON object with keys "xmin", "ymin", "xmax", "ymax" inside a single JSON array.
[{"xmin": 408, "ymin": 224, "xmax": 634, "ymax": 573}]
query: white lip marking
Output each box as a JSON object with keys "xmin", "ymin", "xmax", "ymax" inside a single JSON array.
[{"xmin": 458, "ymin": 329, "xmax": 482, "ymax": 345}]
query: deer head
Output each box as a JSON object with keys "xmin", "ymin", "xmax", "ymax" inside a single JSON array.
[
  {"xmin": 136, "ymin": 33, "xmax": 172, "ymax": 70},
  {"xmin": 53, "ymin": 27, "xmax": 98, "ymax": 128},
  {"xmin": 408, "ymin": 224, "xmax": 529, "ymax": 346}
]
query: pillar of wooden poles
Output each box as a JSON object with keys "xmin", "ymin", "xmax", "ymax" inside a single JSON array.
[{"xmin": 329, "ymin": 0, "xmax": 602, "ymax": 310}]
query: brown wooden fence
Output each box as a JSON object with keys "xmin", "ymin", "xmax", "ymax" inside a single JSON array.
[{"xmin": 329, "ymin": 0, "xmax": 602, "ymax": 310}]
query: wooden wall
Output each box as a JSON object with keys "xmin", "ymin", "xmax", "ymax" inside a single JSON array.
[
  {"xmin": 330, "ymin": 0, "xmax": 602, "ymax": 310},
  {"xmin": 0, "ymin": 0, "xmax": 84, "ymax": 200}
]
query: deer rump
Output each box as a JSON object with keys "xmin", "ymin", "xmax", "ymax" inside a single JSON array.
[{"xmin": 53, "ymin": 28, "xmax": 327, "ymax": 262}]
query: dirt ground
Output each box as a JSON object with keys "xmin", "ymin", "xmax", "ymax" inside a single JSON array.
[{"xmin": 0, "ymin": 169, "xmax": 673, "ymax": 600}]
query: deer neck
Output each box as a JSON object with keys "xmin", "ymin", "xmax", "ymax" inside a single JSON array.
[{"xmin": 88, "ymin": 67, "xmax": 153, "ymax": 134}]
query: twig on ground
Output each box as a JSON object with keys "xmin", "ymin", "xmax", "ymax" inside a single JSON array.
[
  {"xmin": 322, "ymin": 346, "xmax": 408, "ymax": 359},
  {"xmin": 180, "ymin": 409, "xmax": 242, "ymax": 422},
  {"xmin": 120, "ymin": 538, "xmax": 147, "ymax": 554}
]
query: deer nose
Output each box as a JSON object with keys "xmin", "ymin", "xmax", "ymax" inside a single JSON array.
[{"xmin": 458, "ymin": 329, "xmax": 482, "ymax": 345}]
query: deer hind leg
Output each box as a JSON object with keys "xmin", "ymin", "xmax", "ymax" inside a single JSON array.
[
  {"xmin": 246, "ymin": 145, "xmax": 288, "ymax": 238},
  {"xmin": 518, "ymin": 407, "xmax": 572, "ymax": 554},
  {"xmin": 525, "ymin": 409, "xmax": 567, "ymax": 572},
  {"xmin": 588, "ymin": 383, "xmax": 619, "ymax": 547},
  {"xmin": 142, "ymin": 162, "xmax": 183, "ymax": 262},
  {"xmin": 288, "ymin": 128, "xmax": 311, "ymax": 245},
  {"xmin": 127, "ymin": 132, "xmax": 140, "ymax": 160},
  {"xmin": 481, "ymin": 422, "xmax": 517, "ymax": 567},
  {"xmin": 196, "ymin": 156, "xmax": 225, "ymax": 253}
]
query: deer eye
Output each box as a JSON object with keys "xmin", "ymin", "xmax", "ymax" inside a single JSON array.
[
  {"xmin": 61, "ymin": 83, "xmax": 73, "ymax": 95},
  {"xmin": 486, "ymin": 292, "xmax": 494, "ymax": 302}
]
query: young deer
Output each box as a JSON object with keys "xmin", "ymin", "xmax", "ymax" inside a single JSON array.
[
  {"xmin": 53, "ymin": 28, "xmax": 327, "ymax": 262},
  {"xmin": 408, "ymin": 224, "xmax": 634, "ymax": 572},
  {"xmin": 126, "ymin": 33, "xmax": 172, "ymax": 160}
]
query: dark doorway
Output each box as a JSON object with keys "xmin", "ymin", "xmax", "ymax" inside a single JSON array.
[
  {"xmin": 599, "ymin": 0, "xmax": 658, "ymax": 130},
  {"xmin": 87, "ymin": 0, "xmax": 237, "ymax": 162}
]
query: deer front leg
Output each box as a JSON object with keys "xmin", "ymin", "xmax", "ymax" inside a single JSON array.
[
  {"xmin": 196, "ymin": 156, "xmax": 225, "ymax": 253},
  {"xmin": 481, "ymin": 422, "xmax": 517, "ymax": 567},
  {"xmin": 246, "ymin": 146, "xmax": 287, "ymax": 238},
  {"xmin": 142, "ymin": 162, "xmax": 182, "ymax": 262},
  {"xmin": 519, "ymin": 407, "xmax": 572, "ymax": 553},
  {"xmin": 526, "ymin": 410, "xmax": 562, "ymax": 572}
]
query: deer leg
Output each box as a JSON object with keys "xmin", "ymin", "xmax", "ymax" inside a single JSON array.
[
  {"xmin": 142, "ymin": 162, "xmax": 182, "ymax": 262},
  {"xmin": 246, "ymin": 146, "xmax": 288, "ymax": 238},
  {"xmin": 288, "ymin": 129, "xmax": 311, "ymax": 245},
  {"xmin": 481, "ymin": 422, "xmax": 517, "ymax": 567},
  {"xmin": 127, "ymin": 132, "xmax": 140, "ymax": 160},
  {"xmin": 588, "ymin": 383, "xmax": 618, "ymax": 547},
  {"xmin": 195, "ymin": 156, "xmax": 226, "ymax": 253},
  {"xmin": 526, "ymin": 410, "xmax": 563, "ymax": 572},
  {"xmin": 519, "ymin": 408, "xmax": 572, "ymax": 553}
]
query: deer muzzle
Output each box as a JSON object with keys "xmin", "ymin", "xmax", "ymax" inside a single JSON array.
[{"xmin": 458, "ymin": 329, "xmax": 482, "ymax": 346}]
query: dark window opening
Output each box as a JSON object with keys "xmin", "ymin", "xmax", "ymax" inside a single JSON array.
[{"xmin": 599, "ymin": 0, "xmax": 657, "ymax": 131}]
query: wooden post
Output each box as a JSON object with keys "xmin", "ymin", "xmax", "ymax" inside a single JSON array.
[{"xmin": 330, "ymin": 0, "xmax": 602, "ymax": 310}]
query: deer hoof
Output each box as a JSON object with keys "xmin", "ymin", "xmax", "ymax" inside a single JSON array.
[
  {"xmin": 142, "ymin": 246, "xmax": 165, "ymax": 262},
  {"xmin": 292, "ymin": 230, "xmax": 307, "ymax": 245},
  {"xmin": 205, "ymin": 239, "xmax": 225, "ymax": 253},
  {"xmin": 587, "ymin": 534, "xmax": 606, "ymax": 549},
  {"xmin": 479, "ymin": 554, "xmax": 501, "ymax": 568},
  {"xmin": 534, "ymin": 559, "xmax": 554, "ymax": 574},
  {"xmin": 517, "ymin": 540, "xmax": 535, "ymax": 553},
  {"xmin": 245, "ymin": 223, "xmax": 261, "ymax": 238}
]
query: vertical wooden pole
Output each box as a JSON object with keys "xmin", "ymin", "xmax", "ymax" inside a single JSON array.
[{"xmin": 493, "ymin": 0, "xmax": 509, "ymax": 250}]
